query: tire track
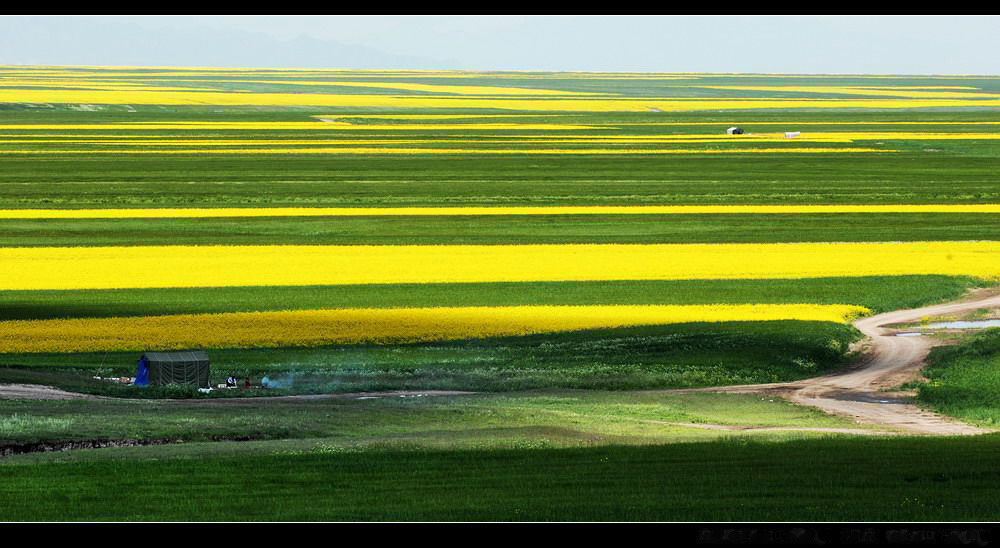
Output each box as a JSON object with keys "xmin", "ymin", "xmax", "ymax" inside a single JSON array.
[{"xmin": 690, "ymin": 289, "xmax": 1000, "ymax": 435}]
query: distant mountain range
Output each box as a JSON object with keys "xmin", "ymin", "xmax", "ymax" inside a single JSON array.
[{"xmin": 0, "ymin": 17, "xmax": 458, "ymax": 69}]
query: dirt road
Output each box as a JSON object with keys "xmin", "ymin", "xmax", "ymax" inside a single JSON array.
[
  {"xmin": 169, "ymin": 389, "xmax": 476, "ymax": 404},
  {"xmin": 0, "ymin": 383, "xmax": 106, "ymax": 400},
  {"xmin": 2, "ymin": 290, "xmax": 998, "ymax": 436},
  {"xmin": 0, "ymin": 384, "xmax": 473, "ymax": 403},
  {"xmin": 697, "ymin": 289, "xmax": 1000, "ymax": 435}
]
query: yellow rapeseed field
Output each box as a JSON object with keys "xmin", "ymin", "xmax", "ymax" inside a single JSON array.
[
  {"xmin": 281, "ymin": 122, "xmax": 601, "ymax": 131},
  {"xmin": 0, "ymin": 147, "xmax": 891, "ymax": 155},
  {"xmin": 3, "ymin": 204, "xmax": 999, "ymax": 219},
  {"xmin": 0, "ymin": 122, "xmax": 367, "ymax": 130},
  {"xmin": 748, "ymin": 132, "xmax": 1000, "ymax": 141},
  {"xmin": 4, "ymin": 88, "xmax": 1000, "ymax": 111},
  {"xmin": 695, "ymin": 85, "xmax": 1000, "ymax": 99},
  {"xmin": 0, "ymin": 79, "xmax": 218, "ymax": 92},
  {"xmin": 1, "ymin": 242, "xmax": 997, "ymax": 291},
  {"xmin": 0, "ymin": 67, "xmax": 993, "ymax": 80},
  {"xmin": 0, "ymin": 122, "xmax": 599, "ymax": 131},
  {"xmin": 2, "ymin": 133, "xmax": 998, "ymax": 150},
  {"xmin": 0, "ymin": 304, "xmax": 869, "ymax": 353},
  {"xmin": 0, "ymin": 139, "xmax": 436, "ymax": 146},
  {"xmin": 621, "ymin": 121, "xmax": 1000, "ymax": 126},
  {"xmin": 188, "ymin": 80, "xmax": 608, "ymax": 96},
  {"xmin": 313, "ymin": 114, "xmax": 570, "ymax": 119}
]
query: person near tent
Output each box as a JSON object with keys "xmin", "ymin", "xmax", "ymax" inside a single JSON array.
[
  {"xmin": 244, "ymin": 377, "xmax": 251, "ymax": 389},
  {"xmin": 134, "ymin": 355, "xmax": 150, "ymax": 386}
]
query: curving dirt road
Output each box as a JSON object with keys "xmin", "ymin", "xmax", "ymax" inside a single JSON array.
[
  {"xmin": 2, "ymin": 290, "xmax": 998, "ymax": 436},
  {"xmin": 697, "ymin": 289, "xmax": 1000, "ymax": 435}
]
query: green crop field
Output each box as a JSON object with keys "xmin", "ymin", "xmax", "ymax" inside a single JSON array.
[
  {"xmin": 5, "ymin": 434, "xmax": 1000, "ymax": 521},
  {"xmin": 2, "ymin": 66, "xmax": 1000, "ymax": 521},
  {"xmin": 916, "ymin": 329, "xmax": 1000, "ymax": 425}
]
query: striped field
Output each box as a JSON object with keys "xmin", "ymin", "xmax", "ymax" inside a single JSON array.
[{"xmin": 0, "ymin": 66, "xmax": 997, "ymax": 387}]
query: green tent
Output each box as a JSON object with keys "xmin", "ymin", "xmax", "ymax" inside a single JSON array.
[{"xmin": 138, "ymin": 351, "xmax": 210, "ymax": 388}]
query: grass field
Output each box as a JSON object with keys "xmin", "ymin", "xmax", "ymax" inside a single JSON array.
[
  {"xmin": 2, "ymin": 66, "xmax": 1000, "ymax": 521},
  {"xmin": 0, "ymin": 390, "xmax": 877, "ymax": 448},
  {"xmin": 0, "ymin": 321, "xmax": 864, "ymax": 395},
  {"xmin": 4, "ymin": 434, "xmax": 1000, "ymax": 521},
  {"xmin": 917, "ymin": 329, "xmax": 1000, "ymax": 425}
]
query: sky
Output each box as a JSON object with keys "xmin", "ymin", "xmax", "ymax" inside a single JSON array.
[{"xmin": 1, "ymin": 15, "xmax": 999, "ymax": 74}]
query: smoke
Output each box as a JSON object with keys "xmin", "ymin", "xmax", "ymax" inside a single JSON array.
[{"xmin": 262, "ymin": 373, "xmax": 296, "ymax": 390}]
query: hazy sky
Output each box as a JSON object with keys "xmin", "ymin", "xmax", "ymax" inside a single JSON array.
[{"xmin": 2, "ymin": 15, "xmax": 999, "ymax": 74}]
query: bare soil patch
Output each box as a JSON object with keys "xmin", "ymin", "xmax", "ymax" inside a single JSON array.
[
  {"xmin": 683, "ymin": 289, "xmax": 1000, "ymax": 435},
  {"xmin": 0, "ymin": 383, "xmax": 106, "ymax": 401}
]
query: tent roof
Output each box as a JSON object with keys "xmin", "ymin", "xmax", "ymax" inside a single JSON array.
[{"xmin": 142, "ymin": 351, "xmax": 209, "ymax": 364}]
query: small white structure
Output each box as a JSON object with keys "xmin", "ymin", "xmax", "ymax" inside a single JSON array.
[
  {"xmin": 785, "ymin": 131, "xmax": 801, "ymax": 138},
  {"xmin": 726, "ymin": 127, "xmax": 745, "ymax": 135}
]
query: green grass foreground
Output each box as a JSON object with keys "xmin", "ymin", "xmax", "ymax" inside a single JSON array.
[
  {"xmin": 0, "ymin": 390, "xmax": 870, "ymax": 448},
  {"xmin": 918, "ymin": 329, "xmax": 1000, "ymax": 426},
  {"xmin": 3, "ymin": 435, "xmax": 1000, "ymax": 521}
]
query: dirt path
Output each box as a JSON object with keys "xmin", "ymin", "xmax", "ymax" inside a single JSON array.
[
  {"xmin": 0, "ymin": 385, "xmax": 474, "ymax": 403},
  {"xmin": 0, "ymin": 383, "xmax": 107, "ymax": 400},
  {"xmin": 168, "ymin": 390, "xmax": 476, "ymax": 405},
  {"xmin": 687, "ymin": 288, "xmax": 1000, "ymax": 435},
  {"xmin": 661, "ymin": 422, "xmax": 896, "ymax": 436}
]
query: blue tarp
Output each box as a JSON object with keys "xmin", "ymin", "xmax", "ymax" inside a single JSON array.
[{"xmin": 134, "ymin": 356, "xmax": 149, "ymax": 386}]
